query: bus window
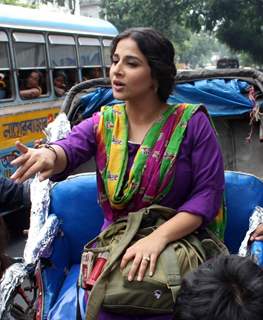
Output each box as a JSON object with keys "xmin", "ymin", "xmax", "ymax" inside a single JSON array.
[
  {"xmin": 82, "ymin": 67, "xmax": 103, "ymax": 81},
  {"xmin": 13, "ymin": 32, "xmax": 49, "ymax": 98},
  {"xmin": 102, "ymin": 39, "xmax": 112, "ymax": 77},
  {"xmin": 0, "ymin": 31, "xmax": 13, "ymax": 100},
  {"xmin": 78, "ymin": 37, "xmax": 103, "ymax": 80},
  {"xmin": 49, "ymin": 34, "xmax": 78, "ymax": 90}
]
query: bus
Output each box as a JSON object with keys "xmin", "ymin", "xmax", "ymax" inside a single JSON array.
[{"xmin": 0, "ymin": 4, "xmax": 118, "ymax": 178}]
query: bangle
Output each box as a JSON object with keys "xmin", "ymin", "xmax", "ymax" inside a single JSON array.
[{"xmin": 38, "ymin": 144, "xmax": 58, "ymax": 162}]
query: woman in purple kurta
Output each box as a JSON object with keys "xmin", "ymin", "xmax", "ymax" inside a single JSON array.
[
  {"xmin": 53, "ymin": 110, "xmax": 224, "ymax": 228},
  {"xmin": 49, "ymin": 109, "xmax": 224, "ymax": 320},
  {"xmin": 11, "ymin": 28, "xmax": 224, "ymax": 320}
]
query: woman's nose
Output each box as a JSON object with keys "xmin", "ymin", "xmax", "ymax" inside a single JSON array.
[{"xmin": 112, "ymin": 61, "xmax": 123, "ymax": 75}]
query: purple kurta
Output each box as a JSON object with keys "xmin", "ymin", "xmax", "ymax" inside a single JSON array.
[
  {"xmin": 53, "ymin": 110, "xmax": 224, "ymax": 225},
  {"xmin": 52, "ymin": 109, "xmax": 224, "ymax": 319}
]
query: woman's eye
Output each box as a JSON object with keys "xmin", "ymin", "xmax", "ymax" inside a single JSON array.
[
  {"xmin": 111, "ymin": 59, "xmax": 118, "ymax": 64},
  {"xmin": 127, "ymin": 62, "xmax": 138, "ymax": 67}
]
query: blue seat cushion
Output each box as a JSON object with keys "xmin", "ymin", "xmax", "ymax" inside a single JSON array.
[
  {"xmin": 47, "ymin": 264, "xmax": 86, "ymax": 320},
  {"xmin": 224, "ymin": 171, "xmax": 263, "ymax": 253},
  {"xmin": 49, "ymin": 173, "xmax": 104, "ymax": 264}
]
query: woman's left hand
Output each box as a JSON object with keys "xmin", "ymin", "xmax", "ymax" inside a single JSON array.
[{"xmin": 120, "ymin": 232, "xmax": 167, "ymax": 281}]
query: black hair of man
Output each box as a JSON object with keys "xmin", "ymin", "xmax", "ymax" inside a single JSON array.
[{"xmin": 173, "ymin": 254, "xmax": 263, "ymax": 320}]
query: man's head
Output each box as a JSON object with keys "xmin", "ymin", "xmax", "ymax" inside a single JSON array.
[{"xmin": 174, "ymin": 254, "xmax": 263, "ymax": 320}]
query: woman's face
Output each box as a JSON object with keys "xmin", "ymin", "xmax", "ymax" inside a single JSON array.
[
  {"xmin": 54, "ymin": 75, "xmax": 65, "ymax": 89},
  {"xmin": 27, "ymin": 71, "xmax": 40, "ymax": 88},
  {"xmin": 110, "ymin": 37, "xmax": 155, "ymax": 102}
]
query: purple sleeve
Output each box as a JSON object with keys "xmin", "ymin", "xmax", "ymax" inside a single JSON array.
[
  {"xmin": 176, "ymin": 111, "xmax": 225, "ymax": 224},
  {"xmin": 51, "ymin": 117, "xmax": 97, "ymax": 181}
]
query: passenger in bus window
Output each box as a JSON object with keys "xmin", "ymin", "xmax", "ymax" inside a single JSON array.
[
  {"xmin": 65, "ymin": 69, "xmax": 78, "ymax": 90},
  {"xmin": 19, "ymin": 70, "xmax": 42, "ymax": 99},
  {"xmin": 0, "ymin": 72, "xmax": 7, "ymax": 99},
  {"xmin": 53, "ymin": 70, "xmax": 67, "ymax": 97},
  {"xmin": 82, "ymin": 67, "xmax": 102, "ymax": 81},
  {"xmin": 0, "ymin": 72, "xmax": 12, "ymax": 100},
  {"xmin": 0, "ymin": 73, "xmax": 6, "ymax": 98}
]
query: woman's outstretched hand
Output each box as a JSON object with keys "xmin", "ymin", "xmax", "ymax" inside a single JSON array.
[{"xmin": 10, "ymin": 141, "xmax": 57, "ymax": 183}]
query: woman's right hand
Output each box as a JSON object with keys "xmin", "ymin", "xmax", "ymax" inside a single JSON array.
[{"xmin": 10, "ymin": 141, "xmax": 57, "ymax": 183}]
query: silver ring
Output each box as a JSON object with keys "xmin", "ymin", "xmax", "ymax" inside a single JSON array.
[{"xmin": 142, "ymin": 255, "xmax": 150, "ymax": 262}]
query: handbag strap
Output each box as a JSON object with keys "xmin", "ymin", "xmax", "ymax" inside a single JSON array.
[
  {"xmin": 160, "ymin": 243, "xmax": 181, "ymax": 302},
  {"xmin": 86, "ymin": 208, "xmax": 145, "ymax": 320}
]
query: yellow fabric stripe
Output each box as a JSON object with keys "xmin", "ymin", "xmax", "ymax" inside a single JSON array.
[{"xmin": 107, "ymin": 105, "xmax": 126, "ymax": 199}]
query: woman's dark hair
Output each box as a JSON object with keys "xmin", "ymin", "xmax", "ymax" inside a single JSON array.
[
  {"xmin": 111, "ymin": 27, "xmax": 177, "ymax": 103},
  {"xmin": 20, "ymin": 69, "xmax": 43, "ymax": 90},
  {"xmin": 53, "ymin": 70, "xmax": 66, "ymax": 80}
]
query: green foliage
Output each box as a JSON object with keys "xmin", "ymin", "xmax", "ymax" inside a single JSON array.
[
  {"xmin": 100, "ymin": 0, "xmax": 195, "ymax": 66},
  {"xmin": 101, "ymin": 0, "xmax": 263, "ymax": 66},
  {"xmin": 100, "ymin": 0, "xmax": 188, "ymax": 41},
  {"xmin": 100, "ymin": 0, "xmax": 235, "ymax": 68},
  {"xmin": 186, "ymin": 0, "xmax": 263, "ymax": 65},
  {"xmin": 179, "ymin": 32, "xmax": 232, "ymax": 68}
]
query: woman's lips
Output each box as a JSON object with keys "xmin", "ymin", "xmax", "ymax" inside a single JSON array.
[{"xmin": 113, "ymin": 80, "xmax": 125, "ymax": 91}]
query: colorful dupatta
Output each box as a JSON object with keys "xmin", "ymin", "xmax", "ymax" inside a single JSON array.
[{"xmin": 93, "ymin": 103, "xmax": 225, "ymax": 239}]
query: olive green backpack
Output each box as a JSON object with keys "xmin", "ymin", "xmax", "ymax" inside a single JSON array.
[{"xmin": 79, "ymin": 205, "xmax": 229, "ymax": 320}]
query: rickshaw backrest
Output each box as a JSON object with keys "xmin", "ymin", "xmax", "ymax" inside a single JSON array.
[
  {"xmin": 49, "ymin": 171, "xmax": 263, "ymax": 262},
  {"xmin": 50, "ymin": 173, "xmax": 103, "ymax": 264},
  {"xmin": 224, "ymin": 171, "xmax": 263, "ymax": 253}
]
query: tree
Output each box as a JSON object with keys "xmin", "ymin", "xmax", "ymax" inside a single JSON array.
[
  {"xmin": 185, "ymin": 0, "xmax": 263, "ymax": 65},
  {"xmin": 100, "ymin": 0, "xmax": 236, "ymax": 68},
  {"xmin": 100, "ymin": 0, "xmax": 190, "ymax": 45},
  {"xmin": 101, "ymin": 0, "xmax": 263, "ymax": 66},
  {"xmin": 180, "ymin": 32, "xmax": 232, "ymax": 68}
]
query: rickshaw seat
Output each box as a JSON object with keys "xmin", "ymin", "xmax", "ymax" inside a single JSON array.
[
  {"xmin": 224, "ymin": 171, "xmax": 263, "ymax": 253},
  {"xmin": 41, "ymin": 170, "xmax": 263, "ymax": 318},
  {"xmin": 49, "ymin": 173, "xmax": 103, "ymax": 264},
  {"xmin": 41, "ymin": 173, "xmax": 103, "ymax": 318}
]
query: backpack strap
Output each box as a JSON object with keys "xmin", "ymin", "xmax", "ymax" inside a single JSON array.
[
  {"xmin": 86, "ymin": 208, "xmax": 145, "ymax": 320},
  {"xmin": 160, "ymin": 243, "xmax": 181, "ymax": 302}
]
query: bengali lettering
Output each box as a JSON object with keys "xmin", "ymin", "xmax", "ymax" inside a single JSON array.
[{"xmin": 3, "ymin": 117, "xmax": 48, "ymax": 139}]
